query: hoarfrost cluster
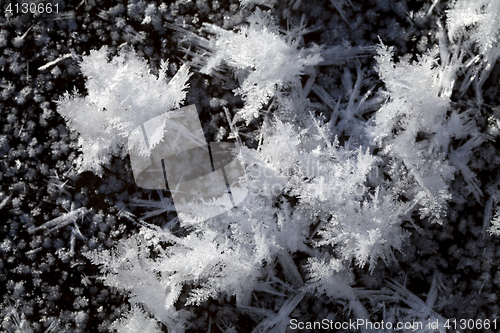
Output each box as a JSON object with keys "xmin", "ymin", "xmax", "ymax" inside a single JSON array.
[{"xmin": 1, "ymin": 0, "xmax": 500, "ymax": 332}]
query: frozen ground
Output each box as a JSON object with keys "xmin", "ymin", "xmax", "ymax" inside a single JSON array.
[{"xmin": 1, "ymin": 0, "xmax": 500, "ymax": 332}]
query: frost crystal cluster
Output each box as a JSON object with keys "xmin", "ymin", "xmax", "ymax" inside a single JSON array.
[
  {"xmin": 3, "ymin": 0, "xmax": 500, "ymax": 332},
  {"xmin": 57, "ymin": 47, "xmax": 191, "ymax": 176}
]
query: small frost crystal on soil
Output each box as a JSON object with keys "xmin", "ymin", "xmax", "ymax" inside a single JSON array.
[
  {"xmin": 3, "ymin": 0, "xmax": 500, "ymax": 332},
  {"xmin": 193, "ymin": 9, "xmax": 323, "ymax": 123}
]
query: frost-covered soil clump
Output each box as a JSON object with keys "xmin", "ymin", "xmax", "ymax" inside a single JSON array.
[{"xmin": 1, "ymin": 0, "xmax": 500, "ymax": 332}]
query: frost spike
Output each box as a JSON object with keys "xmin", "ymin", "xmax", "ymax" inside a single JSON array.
[
  {"xmin": 0, "ymin": 194, "xmax": 12, "ymax": 211},
  {"xmin": 28, "ymin": 207, "xmax": 87, "ymax": 234},
  {"xmin": 318, "ymin": 46, "xmax": 374, "ymax": 66}
]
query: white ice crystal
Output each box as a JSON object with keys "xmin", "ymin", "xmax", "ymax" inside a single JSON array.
[
  {"xmin": 196, "ymin": 9, "xmax": 322, "ymax": 123},
  {"xmin": 56, "ymin": 46, "xmax": 191, "ymax": 176}
]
